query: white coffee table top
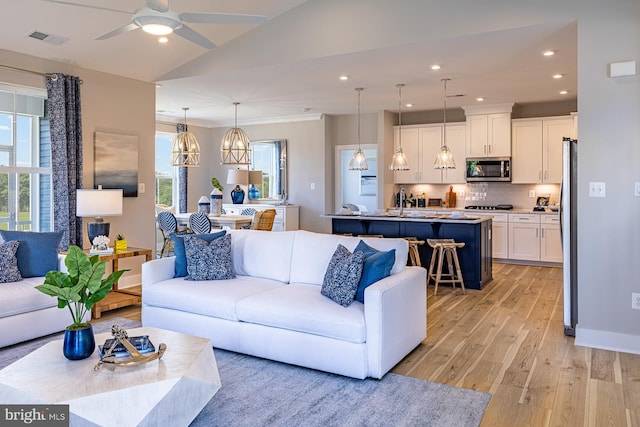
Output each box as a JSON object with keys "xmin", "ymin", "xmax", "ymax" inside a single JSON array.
[{"xmin": 0, "ymin": 326, "xmax": 221, "ymax": 426}]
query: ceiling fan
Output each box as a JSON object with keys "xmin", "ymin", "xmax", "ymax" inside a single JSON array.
[{"xmin": 43, "ymin": 0, "xmax": 268, "ymax": 49}]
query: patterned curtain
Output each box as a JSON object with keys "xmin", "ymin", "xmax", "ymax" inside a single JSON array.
[
  {"xmin": 46, "ymin": 73, "xmax": 83, "ymax": 250},
  {"xmin": 177, "ymin": 123, "xmax": 188, "ymax": 213}
]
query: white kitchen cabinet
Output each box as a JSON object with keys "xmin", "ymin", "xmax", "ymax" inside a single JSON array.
[
  {"xmin": 472, "ymin": 212, "xmax": 509, "ymax": 259},
  {"xmin": 511, "ymin": 116, "xmax": 573, "ymax": 184},
  {"xmin": 540, "ymin": 215, "xmax": 562, "ymax": 263},
  {"xmin": 223, "ymin": 204, "xmax": 299, "ymax": 231},
  {"xmin": 465, "ymin": 113, "xmax": 512, "ymax": 157},
  {"xmin": 393, "ymin": 123, "xmax": 465, "ymax": 184}
]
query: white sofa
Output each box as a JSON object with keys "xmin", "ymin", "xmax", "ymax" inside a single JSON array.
[
  {"xmin": 0, "ymin": 255, "xmax": 74, "ymax": 348},
  {"xmin": 142, "ymin": 229, "xmax": 427, "ymax": 379}
]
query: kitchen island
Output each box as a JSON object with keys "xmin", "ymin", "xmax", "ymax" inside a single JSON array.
[{"xmin": 328, "ymin": 213, "xmax": 492, "ymax": 290}]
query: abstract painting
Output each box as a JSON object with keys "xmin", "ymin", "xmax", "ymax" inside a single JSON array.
[{"xmin": 94, "ymin": 131, "xmax": 138, "ymax": 197}]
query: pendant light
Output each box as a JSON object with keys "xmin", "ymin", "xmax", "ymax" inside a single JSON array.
[
  {"xmin": 434, "ymin": 78, "xmax": 456, "ymax": 170},
  {"xmin": 348, "ymin": 87, "xmax": 368, "ymax": 171},
  {"xmin": 171, "ymin": 107, "xmax": 200, "ymax": 167},
  {"xmin": 389, "ymin": 83, "xmax": 409, "ymax": 171},
  {"xmin": 220, "ymin": 102, "xmax": 251, "ymax": 165}
]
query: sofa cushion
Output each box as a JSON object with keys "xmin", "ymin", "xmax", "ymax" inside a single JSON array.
[
  {"xmin": 184, "ymin": 234, "xmax": 235, "ymax": 281},
  {"xmin": 0, "ymin": 240, "xmax": 22, "ymax": 284},
  {"xmin": 143, "ymin": 275, "xmax": 285, "ymax": 321},
  {"xmin": 0, "ymin": 276, "xmax": 58, "ymax": 318},
  {"xmin": 236, "ymin": 283, "xmax": 366, "ymax": 343},
  {"xmin": 289, "ymin": 231, "xmax": 409, "ymax": 285},
  {"xmin": 0, "ymin": 230, "xmax": 63, "ymax": 278},
  {"xmin": 228, "ymin": 230, "xmax": 296, "ymax": 283},
  {"xmin": 321, "ymin": 244, "xmax": 364, "ymax": 307},
  {"xmin": 353, "ymin": 240, "xmax": 395, "ymax": 303},
  {"xmin": 170, "ymin": 230, "xmax": 226, "ymax": 277}
]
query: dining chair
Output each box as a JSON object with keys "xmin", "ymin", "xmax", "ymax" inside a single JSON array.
[
  {"xmin": 240, "ymin": 208, "xmax": 256, "ymax": 216},
  {"xmin": 189, "ymin": 212, "xmax": 211, "ymax": 234},
  {"xmin": 157, "ymin": 211, "xmax": 191, "ymax": 257},
  {"xmin": 251, "ymin": 209, "xmax": 276, "ymax": 231}
]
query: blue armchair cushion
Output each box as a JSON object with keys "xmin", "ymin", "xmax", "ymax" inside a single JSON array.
[
  {"xmin": 0, "ymin": 240, "xmax": 22, "ymax": 283},
  {"xmin": 0, "ymin": 230, "xmax": 63, "ymax": 277},
  {"xmin": 353, "ymin": 240, "xmax": 396, "ymax": 303},
  {"xmin": 170, "ymin": 230, "xmax": 226, "ymax": 277}
]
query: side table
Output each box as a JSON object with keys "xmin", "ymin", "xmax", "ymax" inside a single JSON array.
[{"xmin": 83, "ymin": 247, "xmax": 153, "ymax": 319}]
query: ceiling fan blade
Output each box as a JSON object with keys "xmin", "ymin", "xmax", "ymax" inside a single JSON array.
[
  {"xmin": 42, "ymin": 0, "xmax": 132, "ymax": 15},
  {"xmin": 173, "ymin": 24, "xmax": 217, "ymax": 49},
  {"xmin": 96, "ymin": 23, "xmax": 139, "ymax": 41},
  {"xmin": 179, "ymin": 12, "xmax": 267, "ymax": 25},
  {"xmin": 146, "ymin": 0, "xmax": 169, "ymax": 13}
]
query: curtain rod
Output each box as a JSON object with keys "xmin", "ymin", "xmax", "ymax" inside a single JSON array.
[{"xmin": 0, "ymin": 64, "xmax": 83, "ymax": 84}]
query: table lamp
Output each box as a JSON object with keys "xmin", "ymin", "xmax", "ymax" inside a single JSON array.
[
  {"xmin": 227, "ymin": 169, "xmax": 249, "ymax": 204},
  {"xmin": 76, "ymin": 187, "xmax": 123, "ymax": 245},
  {"xmin": 248, "ymin": 170, "xmax": 262, "ymax": 200}
]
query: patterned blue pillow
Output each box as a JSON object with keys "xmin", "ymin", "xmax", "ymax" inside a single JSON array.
[
  {"xmin": 0, "ymin": 230, "xmax": 63, "ymax": 278},
  {"xmin": 0, "ymin": 240, "xmax": 23, "ymax": 283},
  {"xmin": 170, "ymin": 230, "xmax": 226, "ymax": 277},
  {"xmin": 321, "ymin": 244, "xmax": 364, "ymax": 307},
  {"xmin": 184, "ymin": 234, "xmax": 235, "ymax": 281},
  {"xmin": 354, "ymin": 240, "xmax": 395, "ymax": 303}
]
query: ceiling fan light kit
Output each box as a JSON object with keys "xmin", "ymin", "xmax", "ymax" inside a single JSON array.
[{"xmin": 133, "ymin": 9, "xmax": 182, "ymax": 35}]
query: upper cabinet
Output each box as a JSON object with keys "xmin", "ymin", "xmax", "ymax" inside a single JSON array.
[
  {"xmin": 463, "ymin": 103, "xmax": 514, "ymax": 158},
  {"xmin": 511, "ymin": 116, "xmax": 573, "ymax": 184},
  {"xmin": 393, "ymin": 123, "xmax": 465, "ymax": 184}
]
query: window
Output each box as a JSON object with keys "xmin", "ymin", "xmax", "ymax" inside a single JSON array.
[
  {"xmin": 155, "ymin": 131, "xmax": 178, "ymax": 208},
  {"xmin": 0, "ymin": 84, "xmax": 51, "ymax": 231}
]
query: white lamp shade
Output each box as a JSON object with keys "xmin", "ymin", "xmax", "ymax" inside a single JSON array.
[
  {"xmin": 249, "ymin": 170, "xmax": 263, "ymax": 184},
  {"xmin": 227, "ymin": 169, "xmax": 249, "ymax": 185},
  {"xmin": 76, "ymin": 189, "xmax": 123, "ymax": 217}
]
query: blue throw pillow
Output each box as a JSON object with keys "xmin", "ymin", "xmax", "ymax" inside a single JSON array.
[
  {"xmin": 170, "ymin": 230, "xmax": 226, "ymax": 277},
  {"xmin": 0, "ymin": 240, "xmax": 22, "ymax": 283},
  {"xmin": 184, "ymin": 234, "xmax": 235, "ymax": 281},
  {"xmin": 321, "ymin": 244, "xmax": 364, "ymax": 307},
  {"xmin": 354, "ymin": 240, "xmax": 396, "ymax": 303},
  {"xmin": 0, "ymin": 230, "xmax": 63, "ymax": 278}
]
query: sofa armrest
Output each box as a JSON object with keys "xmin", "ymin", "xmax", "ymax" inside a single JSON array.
[
  {"xmin": 142, "ymin": 257, "xmax": 176, "ymax": 289},
  {"xmin": 364, "ymin": 266, "xmax": 427, "ymax": 379},
  {"xmin": 57, "ymin": 254, "xmax": 67, "ymax": 273}
]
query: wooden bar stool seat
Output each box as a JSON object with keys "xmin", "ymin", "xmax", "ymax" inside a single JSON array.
[
  {"xmin": 404, "ymin": 237, "xmax": 425, "ymax": 267},
  {"xmin": 426, "ymin": 238, "xmax": 466, "ymax": 295}
]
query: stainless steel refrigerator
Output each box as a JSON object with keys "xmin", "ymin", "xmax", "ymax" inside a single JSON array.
[{"xmin": 561, "ymin": 137, "xmax": 578, "ymax": 336}]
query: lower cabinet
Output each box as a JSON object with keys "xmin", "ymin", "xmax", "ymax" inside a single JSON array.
[
  {"xmin": 472, "ymin": 213, "xmax": 509, "ymax": 259},
  {"xmin": 508, "ymin": 213, "xmax": 562, "ymax": 263},
  {"xmin": 223, "ymin": 204, "xmax": 299, "ymax": 231}
]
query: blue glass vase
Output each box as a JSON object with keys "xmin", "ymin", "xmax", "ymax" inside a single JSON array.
[
  {"xmin": 248, "ymin": 184, "xmax": 260, "ymax": 200},
  {"xmin": 63, "ymin": 324, "xmax": 95, "ymax": 360}
]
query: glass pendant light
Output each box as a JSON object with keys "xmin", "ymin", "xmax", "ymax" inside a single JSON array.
[
  {"xmin": 220, "ymin": 102, "xmax": 251, "ymax": 165},
  {"xmin": 434, "ymin": 78, "xmax": 456, "ymax": 170},
  {"xmin": 171, "ymin": 107, "xmax": 200, "ymax": 167},
  {"xmin": 389, "ymin": 83, "xmax": 409, "ymax": 171},
  {"xmin": 348, "ymin": 87, "xmax": 368, "ymax": 171}
]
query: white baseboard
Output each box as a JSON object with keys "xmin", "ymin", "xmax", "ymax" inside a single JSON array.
[
  {"xmin": 117, "ymin": 273, "xmax": 141, "ymax": 289},
  {"xmin": 575, "ymin": 326, "xmax": 640, "ymax": 355}
]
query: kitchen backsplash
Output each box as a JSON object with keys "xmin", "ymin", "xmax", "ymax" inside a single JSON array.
[{"xmin": 392, "ymin": 182, "xmax": 560, "ymax": 210}]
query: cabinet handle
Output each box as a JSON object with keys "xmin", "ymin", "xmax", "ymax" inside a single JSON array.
[
  {"xmin": 538, "ymin": 170, "xmax": 542, "ymax": 181},
  {"xmin": 484, "ymin": 145, "xmax": 487, "ymax": 154},
  {"xmin": 544, "ymin": 171, "xmax": 548, "ymax": 180},
  {"xmin": 541, "ymin": 229, "xmax": 545, "ymax": 238},
  {"xmin": 488, "ymin": 144, "xmax": 492, "ymax": 154},
  {"xmin": 536, "ymin": 229, "xmax": 539, "ymax": 238}
]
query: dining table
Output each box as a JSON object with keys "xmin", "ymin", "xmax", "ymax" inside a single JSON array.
[{"xmin": 174, "ymin": 213, "xmax": 253, "ymax": 230}]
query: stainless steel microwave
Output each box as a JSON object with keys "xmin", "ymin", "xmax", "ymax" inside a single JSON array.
[{"xmin": 465, "ymin": 157, "xmax": 511, "ymax": 182}]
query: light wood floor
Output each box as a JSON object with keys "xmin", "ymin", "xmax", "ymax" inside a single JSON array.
[{"xmin": 97, "ymin": 265, "xmax": 640, "ymax": 426}]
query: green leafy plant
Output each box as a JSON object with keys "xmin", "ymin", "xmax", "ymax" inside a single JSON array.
[
  {"xmin": 211, "ymin": 177, "xmax": 223, "ymax": 192},
  {"xmin": 35, "ymin": 246, "xmax": 128, "ymax": 330},
  {"xmin": 115, "ymin": 234, "xmax": 125, "ymax": 240}
]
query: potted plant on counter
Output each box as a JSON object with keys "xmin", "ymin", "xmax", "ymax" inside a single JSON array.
[
  {"xmin": 35, "ymin": 246, "xmax": 128, "ymax": 360},
  {"xmin": 115, "ymin": 234, "xmax": 127, "ymax": 253}
]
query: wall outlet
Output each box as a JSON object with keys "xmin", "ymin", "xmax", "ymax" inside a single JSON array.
[
  {"xmin": 529, "ymin": 190, "xmax": 536, "ymax": 198},
  {"xmin": 310, "ymin": 182, "xmax": 316, "ymax": 190},
  {"xmin": 459, "ymin": 190, "xmax": 465, "ymax": 197},
  {"xmin": 138, "ymin": 183, "xmax": 145, "ymax": 194},
  {"xmin": 589, "ymin": 182, "xmax": 606, "ymax": 198},
  {"xmin": 632, "ymin": 293, "xmax": 640, "ymax": 310},
  {"xmin": 635, "ymin": 182, "xmax": 640, "ymax": 197}
]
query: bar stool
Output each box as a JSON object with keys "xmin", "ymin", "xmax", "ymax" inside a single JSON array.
[
  {"xmin": 404, "ymin": 237, "xmax": 425, "ymax": 267},
  {"xmin": 426, "ymin": 239, "xmax": 466, "ymax": 295}
]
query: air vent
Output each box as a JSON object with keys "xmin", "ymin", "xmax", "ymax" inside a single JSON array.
[{"xmin": 27, "ymin": 30, "xmax": 68, "ymax": 46}]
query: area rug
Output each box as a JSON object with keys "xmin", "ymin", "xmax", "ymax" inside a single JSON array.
[{"xmin": 0, "ymin": 319, "xmax": 490, "ymax": 427}]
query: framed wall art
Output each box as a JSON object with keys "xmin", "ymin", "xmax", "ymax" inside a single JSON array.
[{"xmin": 94, "ymin": 131, "xmax": 138, "ymax": 197}]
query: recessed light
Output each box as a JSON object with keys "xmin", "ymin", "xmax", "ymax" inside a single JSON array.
[
  {"xmin": 476, "ymin": 97, "xmax": 485, "ymax": 102},
  {"xmin": 158, "ymin": 36, "xmax": 168, "ymax": 44},
  {"xmin": 542, "ymin": 50, "xmax": 556, "ymax": 56},
  {"xmin": 431, "ymin": 65, "xmax": 441, "ymax": 70},
  {"xmin": 559, "ymin": 90, "xmax": 569, "ymax": 95},
  {"xmin": 553, "ymin": 74, "xmax": 563, "ymax": 79},
  {"xmin": 339, "ymin": 75, "xmax": 349, "ymax": 81},
  {"xmin": 405, "ymin": 103, "xmax": 413, "ymax": 108}
]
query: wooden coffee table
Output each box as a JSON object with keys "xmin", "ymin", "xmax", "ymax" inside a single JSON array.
[{"xmin": 0, "ymin": 327, "xmax": 221, "ymax": 426}]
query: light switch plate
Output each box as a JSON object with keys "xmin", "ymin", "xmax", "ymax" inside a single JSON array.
[
  {"xmin": 635, "ymin": 182, "xmax": 640, "ymax": 197},
  {"xmin": 138, "ymin": 183, "xmax": 145, "ymax": 194},
  {"xmin": 528, "ymin": 190, "xmax": 536, "ymax": 198},
  {"xmin": 589, "ymin": 182, "xmax": 606, "ymax": 198}
]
